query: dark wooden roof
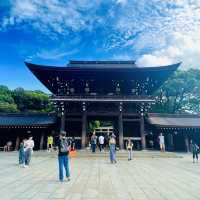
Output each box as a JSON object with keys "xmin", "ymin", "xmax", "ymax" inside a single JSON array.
[
  {"xmin": 0, "ymin": 113, "xmax": 56, "ymax": 127},
  {"xmin": 148, "ymin": 113, "xmax": 200, "ymax": 128},
  {"xmin": 25, "ymin": 61, "xmax": 181, "ymax": 96},
  {"xmin": 67, "ymin": 60, "xmax": 137, "ymax": 68}
]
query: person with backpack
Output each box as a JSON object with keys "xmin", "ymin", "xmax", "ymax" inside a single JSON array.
[{"xmin": 58, "ymin": 131, "xmax": 71, "ymax": 182}]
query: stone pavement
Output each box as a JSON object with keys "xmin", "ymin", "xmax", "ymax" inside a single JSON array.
[{"xmin": 0, "ymin": 151, "xmax": 200, "ymax": 200}]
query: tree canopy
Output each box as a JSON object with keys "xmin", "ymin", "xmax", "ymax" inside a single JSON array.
[
  {"xmin": 151, "ymin": 69, "xmax": 200, "ymax": 114},
  {"xmin": 0, "ymin": 86, "xmax": 53, "ymax": 113}
]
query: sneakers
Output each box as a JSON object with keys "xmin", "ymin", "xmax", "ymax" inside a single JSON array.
[
  {"xmin": 67, "ymin": 177, "xmax": 70, "ymax": 182},
  {"xmin": 59, "ymin": 177, "xmax": 70, "ymax": 182}
]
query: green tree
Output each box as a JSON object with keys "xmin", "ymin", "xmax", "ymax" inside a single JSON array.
[
  {"xmin": 0, "ymin": 102, "xmax": 18, "ymax": 113},
  {"xmin": 88, "ymin": 120, "xmax": 101, "ymax": 133},
  {"xmin": 0, "ymin": 85, "xmax": 54, "ymax": 113},
  {"xmin": 0, "ymin": 85, "xmax": 18, "ymax": 112},
  {"xmin": 152, "ymin": 69, "xmax": 200, "ymax": 114}
]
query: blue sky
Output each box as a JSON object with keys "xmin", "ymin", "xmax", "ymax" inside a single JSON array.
[{"xmin": 0, "ymin": 0, "xmax": 200, "ymax": 93}]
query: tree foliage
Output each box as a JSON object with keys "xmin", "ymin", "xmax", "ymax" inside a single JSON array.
[
  {"xmin": 0, "ymin": 85, "xmax": 54, "ymax": 113},
  {"xmin": 151, "ymin": 69, "xmax": 200, "ymax": 114},
  {"xmin": 88, "ymin": 120, "xmax": 101, "ymax": 133}
]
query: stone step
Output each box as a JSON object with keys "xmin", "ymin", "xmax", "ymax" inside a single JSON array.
[
  {"xmin": 30, "ymin": 150, "xmax": 183, "ymax": 158},
  {"xmin": 75, "ymin": 150, "xmax": 182, "ymax": 158}
]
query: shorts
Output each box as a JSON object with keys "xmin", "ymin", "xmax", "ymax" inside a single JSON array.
[{"xmin": 160, "ymin": 143, "xmax": 165, "ymax": 149}]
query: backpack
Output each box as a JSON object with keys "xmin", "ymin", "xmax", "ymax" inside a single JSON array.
[{"xmin": 60, "ymin": 138, "xmax": 69, "ymax": 153}]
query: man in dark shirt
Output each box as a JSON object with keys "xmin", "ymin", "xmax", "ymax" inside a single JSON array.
[{"xmin": 58, "ymin": 131, "xmax": 70, "ymax": 182}]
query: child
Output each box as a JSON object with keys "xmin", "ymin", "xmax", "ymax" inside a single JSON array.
[{"xmin": 19, "ymin": 139, "xmax": 26, "ymax": 166}]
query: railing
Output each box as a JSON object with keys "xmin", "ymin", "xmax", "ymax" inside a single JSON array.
[{"xmin": 51, "ymin": 94, "xmax": 155, "ymax": 102}]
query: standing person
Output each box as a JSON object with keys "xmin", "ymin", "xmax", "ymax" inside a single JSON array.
[
  {"xmin": 158, "ymin": 133, "xmax": 165, "ymax": 152},
  {"xmin": 58, "ymin": 131, "xmax": 70, "ymax": 182},
  {"xmin": 91, "ymin": 131, "xmax": 97, "ymax": 153},
  {"xmin": 126, "ymin": 138, "xmax": 133, "ymax": 161},
  {"xmin": 47, "ymin": 135, "xmax": 54, "ymax": 152},
  {"xmin": 24, "ymin": 136, "xmax": 34, "ymax": 167},
  {"xmin": 191, "ymin": 140, "xmax": 199, "ymax": 163},
  {"xmin": 19, "ymin": 139, "xmax": 26, "ymax": 166},
  {"xmin": 109, "ymin": 134, "xmax": 117, "ymax": 164},
  {"xmin": 71, "ymin": 136, "xmax": 76, "ymax": 151},
  {"xmin": 98, "ymin": 134, "xmax": 104, "ymax": 152}
]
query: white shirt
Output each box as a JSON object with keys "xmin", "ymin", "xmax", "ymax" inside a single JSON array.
[
  {"xmin": 99, "ymin": 136, "xmax": 104, "ymax": 145},
  {"xmin": 159, "ymin": 136, "xmax": 165, "ymax": 144},
  {"xmin": 24, "ymin": 139, "xmax": 34, "ymax": 151}
]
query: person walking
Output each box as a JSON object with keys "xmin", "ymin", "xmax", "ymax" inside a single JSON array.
[
  {"xmin": 58, "ymin": 131, "xmax": 70, "ymax": 182},
  {"xmin": 98, "ymin": 134, "xmax": 104, "ymax": 152},
  {"xmin": 109, "ymin": 134, "xmax": 117, "ymax": 164},
  {"xmin": 91, "ymin": 132, "xmax": 97, "ymax": 153},
  {"xmin": 191, "ymin": 140, "xmax": 199, "ymax": 163},
  {"xmin": 19, "ymin": 139, "xmax": 26, "ymax": 166},
  {"xmin": 126, "ymin": 138, "xmax": 133, "ymax": 161},
  {"xmin": 24, "ymin": 136, "xmax": 34, "ymax": 167}
]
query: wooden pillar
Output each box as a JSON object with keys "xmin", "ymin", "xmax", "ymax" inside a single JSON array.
[
  {"xmin": 81, "ymin": 102, "xmax": 87, "ymax": 149},
  {"xmin": 140, "ymin": 115, "xmax": 146, "ymax": 150},
  {"xmin": 168, "ymin": 133, "xmax": 174, "ymax": 151},
  {"xmin": 40, "ymin": 132, "xmax": 45, "ymax": 150},
  {"xmin": 60, "ymin": 111, "xmax": 66, "ymax": 132},
  {"xmin": 15, "ymin": 136, "xmax": 20, "ymax": 151},
  {"xmin": 184, "ymin": 134, "xmax": 189, "ymax": 153},
  {"xmin": 118, "ymin": 111, "xmax": 124, "ymax": 149},
  {"xmin": 81, "ymin": 111, "xmax": 87, "ymax": 148}
]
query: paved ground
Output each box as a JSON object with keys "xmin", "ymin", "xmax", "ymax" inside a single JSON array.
[{"xmin": 0, "ymin": 151, "xmax": 200, "ymax": 200}]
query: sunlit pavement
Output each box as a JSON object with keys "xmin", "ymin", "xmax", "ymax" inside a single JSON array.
[{"xmin": 0, "ymin": 151, "xmax": 199, "ymax": 200}]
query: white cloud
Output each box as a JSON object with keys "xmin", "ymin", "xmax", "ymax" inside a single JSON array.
[
  {"xmin": 137, "ymin": 31, "xmax": 200, "ymax": 69},
  {"xmin": 136, "ymin": 54, "xmax": 172, "ymax": 67},
  {"xmin": 34, "ymin": 48, "xmax": 79, "ymax": 60},
  {"xmin": 111, "ymin": 0, "xmax": 200, "ymax": 69},
  {"xmin": 1, "ymin": 0, "xmax": 104, "ymax": 36},
  {"xmin": 112, "ymin": 54, "xmax": 132, "ymax": 60},
  {"xmin": 116, "ymin": 0, "xmax": 127, "ymax": 5},
  {"xmin": 1, "ymin": 0, "xmax": 200, "ymax": 70}
]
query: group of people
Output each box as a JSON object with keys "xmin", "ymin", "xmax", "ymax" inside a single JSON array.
[
  {"xmin": 15, "ymin": 131, "xmax": 200, "ymax": 183},
  {"xmin": 17, "ymin": 132, "xmax": 71, "ymax": 182},
  {"xmin": 158, "ymin": 133, "xmax": 200, "ymax": 163},
  {"xmin": 47, "ymin": 135, "xmax": 76, "ymax": 152},
  {"xmin": 90, "ymin": 132, "xmax": 110, "ymax": 153},
  {"xmin": 18, "ymin": 136, "xmax": 34, "ymax": 167},
  {"xmin": 90, "ymin": 132, "xmax": 134, "ymax": 163}
]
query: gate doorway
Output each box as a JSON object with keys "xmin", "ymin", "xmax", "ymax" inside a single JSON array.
[{"xmin": 87, "ymin": 116, "xmax": 118, "ymax": 148}]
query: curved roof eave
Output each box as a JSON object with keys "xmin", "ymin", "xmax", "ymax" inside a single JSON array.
[{"xmin": 25, "ymin": 61, "xmax": 181, "ymax": 72}]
